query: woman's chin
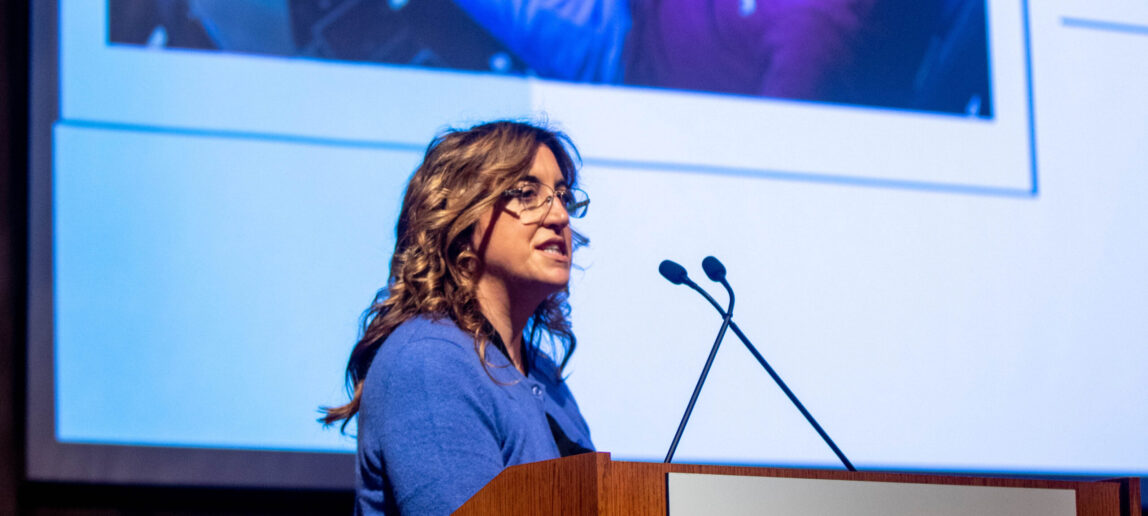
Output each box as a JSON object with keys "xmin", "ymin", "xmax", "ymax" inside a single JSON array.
[{"xmin": 531, "ymin": 271, "xmax": 571, "ymax": 296}]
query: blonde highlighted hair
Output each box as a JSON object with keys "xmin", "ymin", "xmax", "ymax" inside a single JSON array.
[{"xmin": 321, "ymin": 120, "xmax": 587, "ymax": 430}]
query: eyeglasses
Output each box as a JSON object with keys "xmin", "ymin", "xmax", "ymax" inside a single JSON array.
[{"xmin": 501, "ymin": 181, "xmax": 590, "ymax": 221}]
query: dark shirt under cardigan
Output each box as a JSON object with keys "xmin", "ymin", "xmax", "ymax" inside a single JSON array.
[{"xmin": 355, "ymin": 315, "xmax": 594, "ymax": 515}]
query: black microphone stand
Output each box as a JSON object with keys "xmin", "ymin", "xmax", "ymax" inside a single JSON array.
[
  {"xmin": 664, "ymin": 278, "xmax": 734, "ymax": 463},
  {"xmin": 683, "ymin": 282, "xmax": 856, "ymax": 472}
]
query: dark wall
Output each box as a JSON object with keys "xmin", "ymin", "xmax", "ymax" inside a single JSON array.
[{"xmin": 2, "ymin": 1, "xmax": 31, "ymax": 515}]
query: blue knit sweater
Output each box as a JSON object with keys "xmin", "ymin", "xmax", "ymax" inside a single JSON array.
[{"xmin": 355, "ymin": 315, "xmax": 594, "ymax": 515}]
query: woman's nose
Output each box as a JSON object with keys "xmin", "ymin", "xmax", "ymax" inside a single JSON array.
[{"xmin": 541, "ymin": 197, "xmax": 570, "ymax": 227}]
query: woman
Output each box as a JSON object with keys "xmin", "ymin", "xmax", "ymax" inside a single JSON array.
[{"xmin": 322, "ymin": 120, "xmax": 594, "ymax": 515}]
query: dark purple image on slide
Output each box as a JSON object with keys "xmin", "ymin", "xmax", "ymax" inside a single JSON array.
[{"xmin": 108, "ymin": 0, "xmax": 993, "ymax": 117}]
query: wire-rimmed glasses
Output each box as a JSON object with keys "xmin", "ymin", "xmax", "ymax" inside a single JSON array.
[{"xmin": 501, "ymin": 181, "xmax": 589, "ymax": 222}]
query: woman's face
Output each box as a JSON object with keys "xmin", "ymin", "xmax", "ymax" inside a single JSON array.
[{"xmin": 471, "ymin": 144, "xmax": 573, "ymax": 305}]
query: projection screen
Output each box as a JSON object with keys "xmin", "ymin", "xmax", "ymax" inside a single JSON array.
[{"xmin": 26, "ymin": 0, "xmax": 1148, "ymax": 494}]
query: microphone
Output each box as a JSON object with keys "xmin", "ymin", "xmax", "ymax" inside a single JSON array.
[
  {"xmin": 701, "ymin": 255, "xmax": 725, "ymax": 282},
  {"xmin": 702, "ymin": 256, "xmax": 735, "ymax": 316},
  {"xmin": 663, "ymin": 258, "xmax": 735, "ymax": 463},
  {"xmin": 659, "ymin": 257, "xmax": 856, "ymax": 471},
  {"xmin": 658, "ymin": 260, "xmax": 726, "ymax": 315},
  {"xmin": 658, "ymin": 260, "xmax": 689, "ymax": 285}
]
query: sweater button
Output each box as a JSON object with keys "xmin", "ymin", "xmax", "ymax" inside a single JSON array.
[{"xmin": 531, "ymin": 385, "xmax": 542, "ymax": 397}]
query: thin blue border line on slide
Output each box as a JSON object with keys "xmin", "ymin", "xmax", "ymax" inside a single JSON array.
[
  {"xmin": 1061, "ymin": 16, "xmax": 1148, "ymax": 37},
  {"xmin": 58, "ymin": 119, "xmax": 429, "ymax": 154},
  {"xmin": 585, "ymin": 157, "xmax": 1035, "ymax": 198},
  {"xmin": 1022, "ymin": 0, "xmax": 1039, "ymax": 196},
  {"xmin": 60, "ymin": 114, "xmax": 1038, "ymax": 199}
]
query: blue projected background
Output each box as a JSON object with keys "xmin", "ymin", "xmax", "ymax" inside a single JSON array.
[{"xmin": 28, "ymin": 0, "xmax": 1148, "ymax": 489}]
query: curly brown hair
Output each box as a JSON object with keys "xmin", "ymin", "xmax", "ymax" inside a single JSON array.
[{"xmin": 321, "ymin": 120, "xmax": 587, "ymax": 430}]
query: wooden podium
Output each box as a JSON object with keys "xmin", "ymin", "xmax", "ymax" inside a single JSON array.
[{"xmin": 456, "ymin": 452, "xmax": 1139, "ymax": 515}]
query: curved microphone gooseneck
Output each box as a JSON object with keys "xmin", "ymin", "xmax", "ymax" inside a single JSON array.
[
  {"xmin": 661, "ymin": 258, "xmax": 734, "ymax": 463},
  {"xmin": 659, "ymin": 257, "xmax": 855, "ymax": 471}
]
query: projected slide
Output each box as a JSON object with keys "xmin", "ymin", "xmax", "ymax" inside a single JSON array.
[
  {"xmin": 34, "ymin": 0, "xmax": 1148, "ymax": 488},
  {"xmin": 63, "ymin": 0, "xmax": 1033, "ymax": 192}
]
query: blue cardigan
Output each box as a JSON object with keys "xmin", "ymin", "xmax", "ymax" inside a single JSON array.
[{"xmin": 355, "ymin": 315, "xmax": 594, "ymax": 515}]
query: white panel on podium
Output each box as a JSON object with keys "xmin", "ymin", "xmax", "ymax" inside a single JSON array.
[{"xmin": 667, "ymin": 473, "xmax": 1076, "ymax": 516}]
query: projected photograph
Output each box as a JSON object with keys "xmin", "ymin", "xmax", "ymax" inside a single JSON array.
[{"xmin": 108, "ymin": 0, "xmax": 993, "ymax": 117}]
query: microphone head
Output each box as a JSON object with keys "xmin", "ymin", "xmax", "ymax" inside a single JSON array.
[
  {"xmin": 702, "ymin": 256, "xmax": 726, "ymax": 282},
  {"xmin": 658, "ymin": 260, "xmax": 689, "ymax": 285}
]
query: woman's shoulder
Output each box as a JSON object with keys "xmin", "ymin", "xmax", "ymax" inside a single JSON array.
[
  {"xmin": 384, "ymin": 314, "xmax": 470, "ymax": 348},
  {"xmin": 370, "ymin": 315, "xmax": 477, "ymax": 372},
  {"xmin": 367, "ymin": 314, "xmax": 521, "ymax": 387},
  {"xmin": 360, "ymin": 317, "xmax": 491, "ymax": 412}
]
